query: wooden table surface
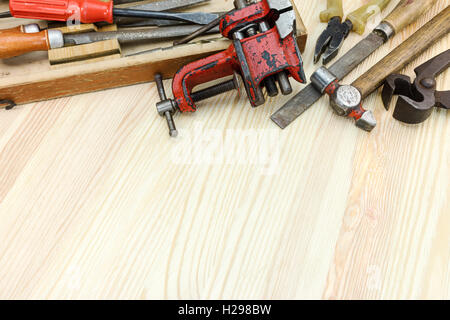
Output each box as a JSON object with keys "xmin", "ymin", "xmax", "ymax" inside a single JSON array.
[{"xmin": 0, "ymin": 0, "xmax": 448, "ymax": 300}]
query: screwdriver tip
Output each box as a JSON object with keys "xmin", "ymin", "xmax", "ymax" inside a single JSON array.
[{"xmin": 0, "ymin": 11, "xmax": 12, "ymax": 19}]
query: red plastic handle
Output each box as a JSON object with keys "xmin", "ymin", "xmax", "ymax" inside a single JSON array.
[{"xmin": 9, "ymin": 0, "xmax": 113, "ymax": 23}]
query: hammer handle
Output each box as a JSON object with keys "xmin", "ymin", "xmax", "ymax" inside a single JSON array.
[
  {"xmin": 0, "ymin": 29, "xmax": 51, "ymax": 59},
  {"xmin": 383, "ymin": 0, "xmax": 436, "ymax": 34},
  {"xmin": 353, "ymin": 5, "xmax": 450, "ymax": 98}
]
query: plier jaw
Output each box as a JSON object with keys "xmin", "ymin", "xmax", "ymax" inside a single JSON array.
[
  {"xmin": 314, "ymin": 17, "xmax": 352, "ymax": 65},
  {"xmin": 314, "ymin": 0, "xmax": 393, "ymax": 65}
]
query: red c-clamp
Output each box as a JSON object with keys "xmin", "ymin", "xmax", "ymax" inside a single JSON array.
[{"xmin": 155, "ymin": 0, "xmax": 306, "ymax": 137}]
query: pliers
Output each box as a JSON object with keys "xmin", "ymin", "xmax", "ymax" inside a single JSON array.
[{"xmin": 314, "ymin": 0, "xmax": 392, "ymax": 65}]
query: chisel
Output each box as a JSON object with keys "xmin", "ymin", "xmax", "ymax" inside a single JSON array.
[
  {"xmin": 1, "ymin": 0, "xmax": 214, "ymax": 25},
  {"xmin": 271, "ymin": 0, "xmax": 438, "ymax": 130},
  {"xmin": 0, "ymin": 24, "xmax": 219, "ymax": 59}
]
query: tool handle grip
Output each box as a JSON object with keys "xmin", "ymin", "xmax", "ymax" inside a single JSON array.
[
  {"xmin": 0, "ymin": 26, "xmax": 23, "ymax": 34},
  {"xmin": 0, "ymin": 29, "xmax": 51, "ymax": 59},
  {"xmin": 382, "ymin": 0, "xmax": 437, "ymax": 34},
  {"xmin": 347, "ymin": 0, "xmax": 391, "ymax": 35},
  {"xmin": 0, "ymin": 24, "xmax": 41, "ymax": 34},
  {"xmin": 9, "ymin": 0, "xmax": 113, "ymax": 23},
  {"xmin": 320, "ymin": 0, "xmax": 343, "ymax": 22},
  {"xmin": 353, "ymin": 6, "xmax": 450, "ymax": 98}
]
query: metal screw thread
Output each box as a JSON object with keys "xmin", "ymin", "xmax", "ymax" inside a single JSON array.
[{"xmin": 191, "ymin": 80, "xmax": 237, "ymax": 102}]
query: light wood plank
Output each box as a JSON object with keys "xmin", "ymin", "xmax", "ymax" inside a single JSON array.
[{"xmin": 0, "ymin": 0, "xmax": 448, "ymax": 299}]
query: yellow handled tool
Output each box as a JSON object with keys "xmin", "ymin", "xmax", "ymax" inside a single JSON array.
[
  {"xmin": 348, "ymin": 0, "xmax": 391, "ymax": 34},
  {"xmin": 320, "ymin": 0, "xmax": 344, "ymax": 22},
  {"xmin": 315, "ymin": 0, "xmax": 392, "ymax": 64}
]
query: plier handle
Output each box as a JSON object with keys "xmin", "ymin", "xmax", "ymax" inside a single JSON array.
[{"xmin": 314, "ymin": 0, "xmax": 391, "ymax": 65}]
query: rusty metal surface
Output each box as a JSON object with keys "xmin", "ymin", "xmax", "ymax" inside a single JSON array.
[
  {"xmin": 382, "ymin": 49, "xmax": 450, "ymax": 124},
  {"xmin": 63, "ymin": 25, "xmax": 220, "ymax": 46}
]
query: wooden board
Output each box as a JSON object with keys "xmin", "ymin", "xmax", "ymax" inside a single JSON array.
[
  {"xmin": 0, "ymin": 0, "xmax": 448, "ymax": 300},
  {"xmin": 0, "ymin": 1, "xmax": 308, "ymax": 106},
  {"xmin": 48, "ymin": 39, "xmax": 122, "ymax": 65}
]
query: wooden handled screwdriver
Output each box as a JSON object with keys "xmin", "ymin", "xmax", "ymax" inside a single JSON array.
[{"xmin": 0, "ymin": 24, "xmax": 220, "ymax": 59}]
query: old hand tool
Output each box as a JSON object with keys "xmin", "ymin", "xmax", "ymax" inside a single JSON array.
[
  {"xmin": 112, "ymin": 0, "xmax": 211, "ymax": 27},
  {"xmin": 4, "ymin": 0, "xmax": 215, "ymax": 25},
  {"xmin": 173, "ymin": 13, "xmax": 227, "ymax": 46},
  {"xmin": 0, "ymin": 24, "xmax": 219, "ymax": 59},
  {"xmin": 155, "ymin": 0, "xmax": 306, "ymax": 137},
  {"xmin": 63, "ymin": 25, "xmax": 218, "ymax": 46},
  {"xmin": 114, "ymin": 12, "xmax": 224, "ymax": 28},
  {"xmin": 271, "ymin": 0, "xmax": 437, "ymax": 130},
  {"xmin": 383, "ymin": 49, "xmax": 450, "ymax": 124},
  {"xmin": 315, "ymin": 0, "xmax": 391, "ymax": 64},
  {"xmin": 320, "ymin": 8, "xmax": 450, "ymax": 130},
  {"xmin": 113, "ymin": 0, "xmax": 205, "ymax": 6}
]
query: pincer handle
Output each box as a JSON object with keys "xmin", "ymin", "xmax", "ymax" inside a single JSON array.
[
  {"xmin": 347, "ymin": 0, "xmax": 391, "ymax": 35},
  {"xmin": 320, "ymin": 0, "xmax": 343, "ymax": 22}
]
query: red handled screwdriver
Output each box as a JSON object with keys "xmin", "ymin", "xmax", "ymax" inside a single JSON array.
[{"xmin": 2, "ymin": 0, "xmax": 215, "ymax": 24}]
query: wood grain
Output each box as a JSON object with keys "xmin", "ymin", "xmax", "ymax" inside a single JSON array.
[
  {"xmin": 0, "ymin": 0, "xmax": 448, "ymax": 300},
  {"xmin": 48, "ymin": 39, "xmax": 121, "ymax": 65}
]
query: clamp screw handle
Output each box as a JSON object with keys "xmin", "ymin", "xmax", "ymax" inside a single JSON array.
[
  {"xmin": 155, "ymin": 73, "xmax": 167, "ymax": 101},
  {"xmin": 155, "ymin": 73, "xmax": 178, "ymax": 138}
]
